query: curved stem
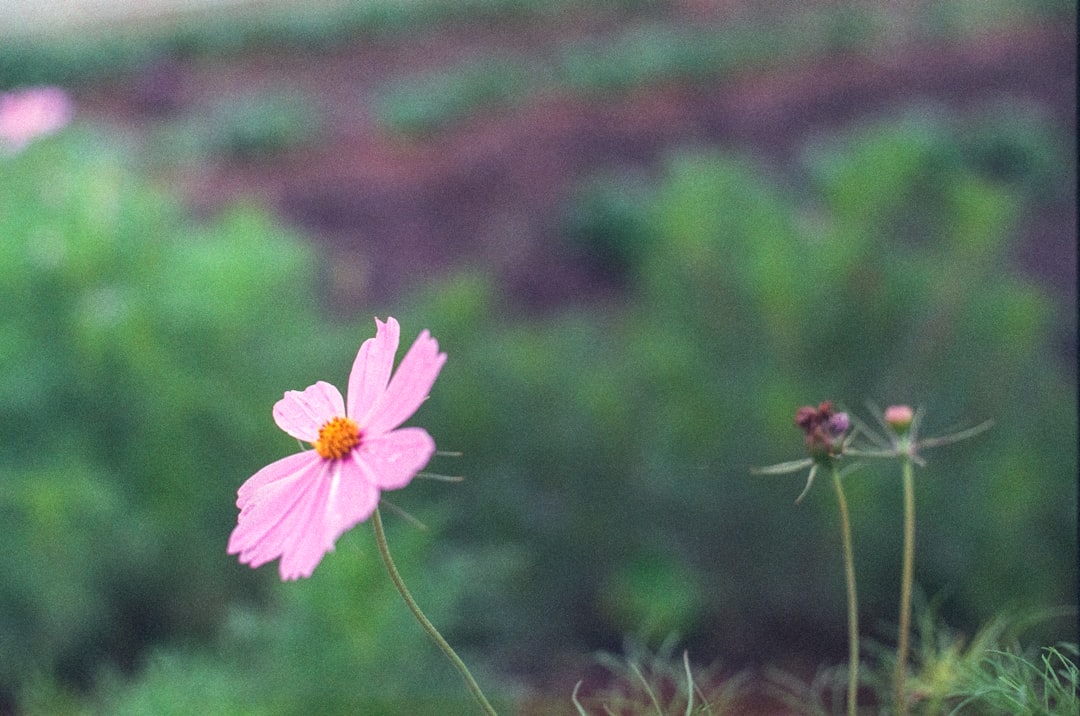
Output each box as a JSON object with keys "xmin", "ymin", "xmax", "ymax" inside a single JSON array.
[
  {"xmin": 372, "ymin": 507, "xmax": 498, "ymax": 716},
  {"xmin": 831, "ymin": 466, "xmax": 859, "ymax": 716},
  {"xmin": 894, "ymin": 458, "xmax": 915, "ymax": 716}
]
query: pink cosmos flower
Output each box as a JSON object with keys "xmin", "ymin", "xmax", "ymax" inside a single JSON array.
[
  {"xmin": 228, "ymin": 317, "xmax": 446, "ymax": 580},
  {"xmin": 0, "ymin": 86, "xmax": 73, "ymax": 153}
]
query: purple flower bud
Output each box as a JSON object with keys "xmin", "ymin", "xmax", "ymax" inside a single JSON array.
[
  {"xmin": 827, "ymin": 412, "xmax": 850, "ymax": 437},
  {"xmin": 795, "ymin": 401, "xmax": 847, "ymax": 462}
]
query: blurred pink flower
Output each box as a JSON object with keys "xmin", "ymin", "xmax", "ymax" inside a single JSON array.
[
  {"xmin": 228, "ymin": 317, "xmax": 446, "ymax": 580},
  {"xmin": 0, "ymin": 86, "xmax": 73, "ymax": 152}
]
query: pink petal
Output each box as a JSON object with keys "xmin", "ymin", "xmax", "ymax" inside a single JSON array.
[
  {"xmin": 236, "ymin": 450, "xmax": 318, "ymax": 508},
  {"xmin": 229, "ymin": 450, "xmax": 381, "ymax": 580},
  {"xmin": 361, "ymin": 329, "xmax": 447, "ymax": 436},
  {"xmin": 319, "ymin": 458, "xmax": 381, "ymax": 545},
  {"xmin": 278, "ymin": 459, "xmax": 378, "ymax": 580},
  {"xmin": 273, "ymin": 381, "xmax": 345, "ymax": 442},
  {"xmin": 351, "ymin": 427, "xmax": 436, "ymax": 490},
  {"xmin": 346, "ymin": 317, "xmax": 399, "ymax": 422},
  {"xmin": 228, "ymin": 453, "xmax": 331, "ymax": 576}
]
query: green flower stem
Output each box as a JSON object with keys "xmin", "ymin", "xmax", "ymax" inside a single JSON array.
[
  {"xmin": 372, "ymin": 507, "xmax": 498, "ymax": 716},
  {"xmin": 894, "ymin": 457, "xmax": 915, "ymax": 716},
  {"xmin": 831, "ymin": 465, "xmax": 859, "ymax": 716}
]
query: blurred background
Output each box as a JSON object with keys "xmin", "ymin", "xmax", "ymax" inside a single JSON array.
[{"xmin": 0, "ymin": 0, "xmax": 1075, "ymax": 713}]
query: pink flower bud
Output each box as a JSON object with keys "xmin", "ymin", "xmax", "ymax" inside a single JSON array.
[{"xmin": 884, "ymin": 405, "xmax": 914, "ymax": 432}]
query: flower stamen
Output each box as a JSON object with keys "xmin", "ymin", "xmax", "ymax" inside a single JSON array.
[{"xmin": 313, "ymin": 416, "xmax": 361, "ymax": 459}]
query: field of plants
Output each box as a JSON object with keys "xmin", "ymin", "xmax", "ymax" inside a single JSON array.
[{"xmin": 1, "ymin": 1, "xmax": 1075, "ymax": 714}]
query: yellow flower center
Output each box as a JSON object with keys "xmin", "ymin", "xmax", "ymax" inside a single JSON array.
[{"xmin": 313, "ymin": 416, "xmax": 361, "ymax": 460}]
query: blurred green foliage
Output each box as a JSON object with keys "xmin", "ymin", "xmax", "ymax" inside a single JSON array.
[
  {"xmin": 0, "ymin": 129, "xmax": 512, "ymax": 713},
  {"xmin": 369, "ymin": 1, "xmax": 1071, "ymax": 135},
  {"xmin": 81, "ymin": 524, "xmax": 516, "ymax": 716},
  {"xmin": 0, "ymin": 64, "xmax": 1074, "ymax": 716},
  {"xmin": 373, "ymin": 55, "xmax": 531, "ymax": 136},
  {"xmin": 152, "ymin": 89, "xmax": 323, "ymax": 162},
  {"xmin": 405, "ymin": 104, "xmax": 1076, "ymax": 669},
  {"xmin": 369, "ymin": 10, "xmax": 877, "ymax": 134},
  {"xmin": 558, "ymin": 169, "xmax": 654, "ymax": 280},
  {"xmin": 0, "ymin": 123, "xmax": 543, "ymax": 713}
]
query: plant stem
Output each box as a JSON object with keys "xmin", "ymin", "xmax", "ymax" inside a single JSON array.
[
  {"xmin": 372, "ymin": 507, "xmax": 498, "ymax": 716},
  {"xmin": 831, "ymin": 466, "xmax": 859, "ymax": 716},
  {"xmin": 894, "ymin": 458, "xmax": 915, "ymax": 716}
]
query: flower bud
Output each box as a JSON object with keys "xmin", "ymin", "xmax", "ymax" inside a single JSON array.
[
  {"xmin": 884, "ymin": 405, "xmax": 914, "ymax": 433},
  {"xmin": 795, "ymin": 401, "xmax": 846, "ymax": 463},
  {"xmin": 827, "ymin": 412, "xmax": 850, "ymax": 436}
]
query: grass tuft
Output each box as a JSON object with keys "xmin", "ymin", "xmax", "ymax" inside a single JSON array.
[{"xmin": 570, "ymin": 638, "xmax": 748, "ymax": 715}]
